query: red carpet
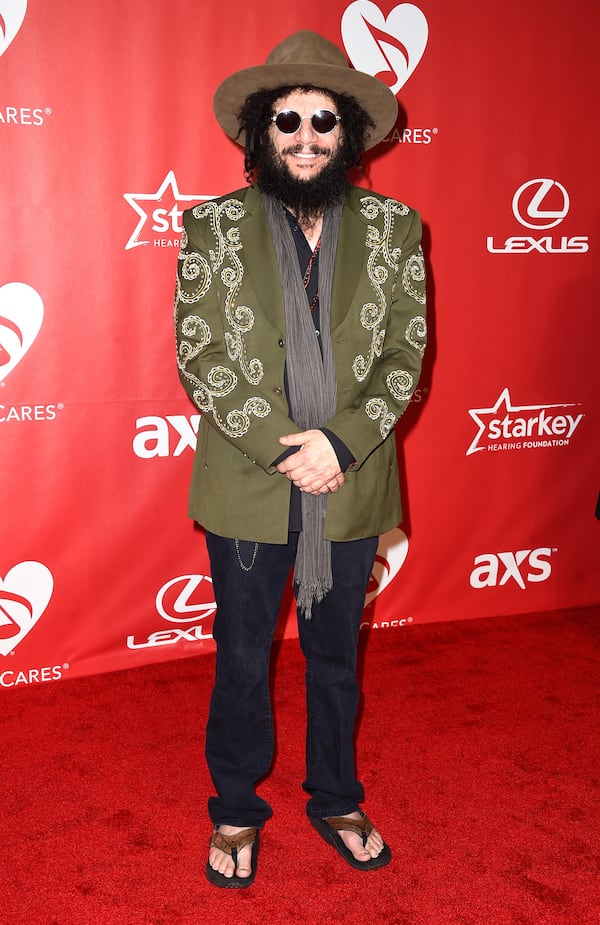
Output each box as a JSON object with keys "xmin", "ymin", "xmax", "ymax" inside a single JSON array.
[{"xmin": 2, "ymin": 606, "xmax": 599, "ymax": 925}]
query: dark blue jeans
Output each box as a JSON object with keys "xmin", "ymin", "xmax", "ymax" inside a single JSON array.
[{"xmin": 204, "ymin": 530, "xmax": 378, "ymax": 829}]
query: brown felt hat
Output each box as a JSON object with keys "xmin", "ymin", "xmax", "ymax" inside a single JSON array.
[{"xmin": 213, "ymin": 30, "xmax": 398, "ymax": 150}]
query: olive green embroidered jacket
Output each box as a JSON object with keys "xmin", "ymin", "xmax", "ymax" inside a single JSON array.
[{"xmin": 174, "ymin": 184, "xmax": 426, "ymax": 543}]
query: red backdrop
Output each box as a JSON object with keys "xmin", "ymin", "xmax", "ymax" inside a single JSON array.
[{"xmin": 1, "ymin": 0, "xmax": 598, "ymax": 691}]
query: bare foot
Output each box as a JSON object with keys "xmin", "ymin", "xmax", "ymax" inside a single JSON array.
[
  {"xmin": 208, "ymin": 825, "xmax": 254, "ymax": 880},
  {"xmin": 336, "ymin": 812, "xmax": 386, "ymax": 862}
]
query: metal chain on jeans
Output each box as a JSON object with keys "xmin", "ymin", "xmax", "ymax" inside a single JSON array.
[{"xmin": 235, "ymin": 539, "xmax": 259, "ymax": 572}]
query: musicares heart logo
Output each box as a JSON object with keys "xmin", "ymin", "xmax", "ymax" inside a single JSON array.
[
  {"xmin": 0, "ymin": 561, "xmax": 54, "ymax": 656},
  {"xmin": 341, "ymin": 1, "xmax": 428, "ymax": 96},
  {"xmin": 0, "ymin": 282, "xmax": 44, "ymax": 383},
  {"xmin": 0, "ymin": 0, "xmax": 27, "ymax": 57},
  {"xmin": 365, "ymin": 527, "xmax": 409, "ymax": 607}
]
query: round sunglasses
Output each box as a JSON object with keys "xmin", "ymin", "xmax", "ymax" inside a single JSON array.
[{"xmin": 271, "ymin": 109, "xmax": 341, "ymax": 135}]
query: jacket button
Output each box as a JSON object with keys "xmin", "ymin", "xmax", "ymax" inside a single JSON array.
[
  {"xmin": 273, "ymin": 387, "xmax": 282, "ymax": 395},
  {"xmin": 278, "ymin": 338, "xmax": 285, "ymax": 347}
]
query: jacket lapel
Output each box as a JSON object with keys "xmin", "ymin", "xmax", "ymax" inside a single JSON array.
[
  {"xmin": 331, "ymin": 189, "xmax": 366, "ymax": 331},
  {"xmin": 237, "ymin": 186, "xmax": 366, "ymax": 334},
  {"xmin": 237, "ymin": 186, "xmax": 286, "ymax": 334}
]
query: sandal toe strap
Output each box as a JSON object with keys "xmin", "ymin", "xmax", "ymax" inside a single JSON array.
[
  {"xmin": 210, "ymin": 827, "xmax": 257, "ymax": 857},
  {"xmin": 324, "ymin": 814, "xmax": 374, "ymax": 844}
]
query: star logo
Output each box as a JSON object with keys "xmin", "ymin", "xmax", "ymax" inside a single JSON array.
[
  {"xmin": 467, "ymin": 388, "xmax": 584, "ymax": 456},
  {"xmin": 123, "ymin": 171, "xmax": 217, "ymax": 250}
]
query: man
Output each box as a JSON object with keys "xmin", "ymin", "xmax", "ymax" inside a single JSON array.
[{"xmin": 174, "ymin": 30, "xmax": 426, "ymax": 888}]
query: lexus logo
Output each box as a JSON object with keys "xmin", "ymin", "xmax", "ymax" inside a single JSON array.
[
  {"xmin": 155, "ymin": 574, "xmax": 216, "ymax": 623},
  {"xmin": 512, "ymin": 178, "xmax": 570, "ymax": 230}
]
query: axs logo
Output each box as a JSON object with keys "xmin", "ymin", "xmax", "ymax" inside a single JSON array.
[
  {"xmin": 470, "ymin": 547, "xmax": 555, "ymax": 590},
  {"xmin": 133, "ymin": 414, "xmax": 199, "ymax": 458}
]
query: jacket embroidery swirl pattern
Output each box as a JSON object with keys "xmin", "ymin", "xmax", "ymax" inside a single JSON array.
[
  {"xmin": 357, "ymin": 196, "xmax": 426, "ymax": 438},
  {"xmin": 175, "ymin": 191, "xmax": 426, "ymax": 443},
  {"xmin": 175, "ymin": 199, "xmax": 271, "ymax": 439}
]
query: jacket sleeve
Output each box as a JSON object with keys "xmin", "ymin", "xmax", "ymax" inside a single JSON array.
[
  {"xmin": 174, "ymin": 203, "xmax": 300, "ymax": 473},
  {"xmin": 323, "ymin": 205, "xmax": 427, "ymax": 468}
]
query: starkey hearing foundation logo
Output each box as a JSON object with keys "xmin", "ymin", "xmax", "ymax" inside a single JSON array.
[
  {"xmin": 123, "ymin": 171, "xmax": 218, "ymax": 250},
  {"xmin": 466, "ymin": 388, "xmax": 584, "ymax": 456},
  {"xmin": 0, "ymin": 0, "xmax": 27, "ymax": 57},
  {"xmin": 0, "ymin": 561, "xmax": 54, "ymax": 656},
  {"xmin": 486, "ymin": 178, "xmax": 589, "ymax": 254},
  {"xmin": 341, "ymin": 1, "xmax": 436, "ymax": 145}
]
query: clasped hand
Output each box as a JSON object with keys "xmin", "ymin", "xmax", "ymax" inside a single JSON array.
[{"xmin": 276, "ymin": 430, "xmax": 345, "ymax": 495}]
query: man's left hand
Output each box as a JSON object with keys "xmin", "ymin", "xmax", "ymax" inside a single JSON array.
[{"xmin": 277, "ymin": 430, "xmax": 345, "ymax": 495}]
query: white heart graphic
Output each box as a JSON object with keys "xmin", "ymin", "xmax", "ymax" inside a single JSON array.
[
  {"xmin": 342, "ymin": 1, "xmax": 428, "ymax": 96},
  {"xmin": 365, "ymin": 527, "xmax": 409, "ymax": 607},
  {"xmin": 0, "ymin": 282, "xmax": 44, "ymax": 383},
  {"xmin": 0, "ymin": 561, "xmax": 54, "ymax": 656},
  {"xmin": 0, "ymin": 0, "xmax": 28, "ymax": 57}
]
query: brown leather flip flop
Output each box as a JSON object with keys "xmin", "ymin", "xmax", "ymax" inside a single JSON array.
[
  {"xmin": 310, "ymin": 812, "xmax": 391, "ymax": 870},
  {"xmin": 205, "ymin": 826, "xmax": 259, "ymax": 888}
]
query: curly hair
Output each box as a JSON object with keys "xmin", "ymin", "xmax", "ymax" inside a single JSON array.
[{"xmin": 237, "ymin": 84, "xmax": 375, "ymax": 181}]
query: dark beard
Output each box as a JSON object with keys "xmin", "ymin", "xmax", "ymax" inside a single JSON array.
[{"xmin": 256, "ymin": 140, "xmax": 349, "ymax": 227}]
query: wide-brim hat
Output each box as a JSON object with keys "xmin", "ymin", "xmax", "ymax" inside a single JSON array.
[{"xmin": 213, "ymin": 30, "xmax": 398, "ymax": 150}]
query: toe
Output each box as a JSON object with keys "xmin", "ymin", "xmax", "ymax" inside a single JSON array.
[
  {"xmin": 338, "ymin": 830, "xmax": 374, "ymax": 862},
  {"xmin": 234, "ymin": 844, "xmax": 253, "ymax": 878},
  {"xmin": 209, "ymin": 846, "xmax": 235, "ymax": 877},
  {"xmin": 365, "ymin": 832, "xmax": 384, "ymax": 858}
]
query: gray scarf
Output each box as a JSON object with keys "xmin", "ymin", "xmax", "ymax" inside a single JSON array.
[{"xmin": 262, "ymin": 192, "xmax": 343, "ymax": 618}]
